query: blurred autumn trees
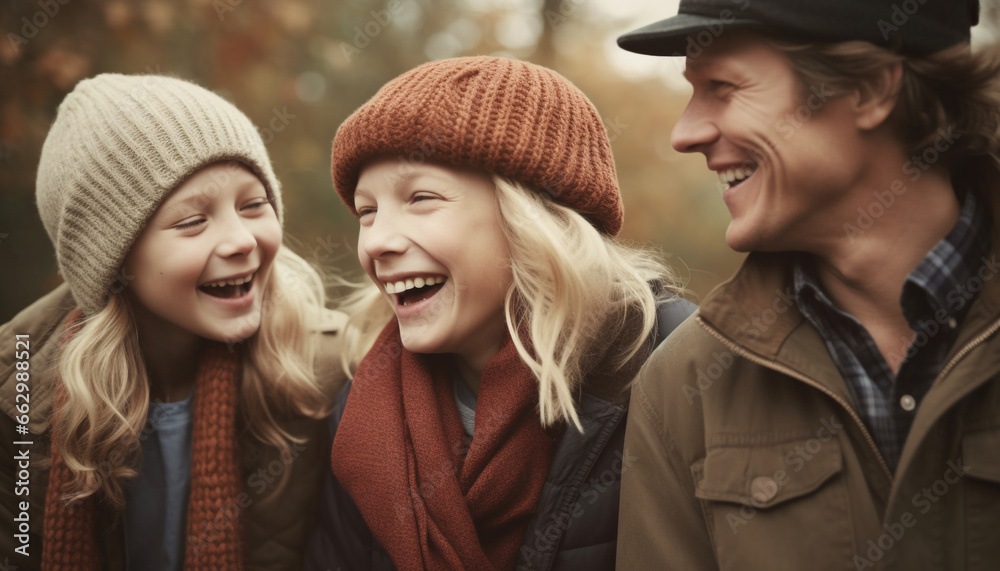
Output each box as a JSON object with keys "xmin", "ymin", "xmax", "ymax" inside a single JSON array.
[{"xmin": 1, "ymin": 0, "xmax": 998, "ymax": 320}]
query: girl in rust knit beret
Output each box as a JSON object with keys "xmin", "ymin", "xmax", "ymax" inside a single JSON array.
[{"xmin": 305, "ymin": 56, "xmax": 691, "ymax": 570}]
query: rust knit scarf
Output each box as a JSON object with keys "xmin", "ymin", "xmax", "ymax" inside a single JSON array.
[
  {"xmin": 42, "ymin": 310, "xmax": 246, "ymax": 569},
  {"xmin": 332, "ymin": 321, "xmax": 555, "ymax": 570}
]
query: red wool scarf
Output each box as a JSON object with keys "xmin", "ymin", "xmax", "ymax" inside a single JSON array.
[
  {"xmin": 332, "ymin": 322, "xmax": 556, "ymax": 570},
  {"xmin": 42, "ymin": 310, "xmax": 246, "ymax": 569}
]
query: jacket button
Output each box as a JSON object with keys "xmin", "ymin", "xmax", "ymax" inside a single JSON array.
[
  {"xmin": 751, "ymin": 476, "xmax": 778, "ymax": 504},
  {"xmin": 900, "ymin": 394, "xmax": 916, "ymax": 411}
]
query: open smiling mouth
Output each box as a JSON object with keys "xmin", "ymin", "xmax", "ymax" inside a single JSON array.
[
  {"xmin": 718, "ymin": 164, "xmax": 757, "ymax": 190},
  {"xmin": 384, "ymin": 276, "xmax": 447, "ymax": 306},
  {"xmin": 199, "ymin": 273, "xmax": 254, "ymax": 299}
]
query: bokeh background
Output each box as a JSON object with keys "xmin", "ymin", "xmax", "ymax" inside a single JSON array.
[{"xmin": 2, "ymin": 0, "xmax": 999, "ymax": 321}]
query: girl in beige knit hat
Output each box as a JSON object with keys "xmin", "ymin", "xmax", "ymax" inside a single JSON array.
[
  {"xmin": 305, "ymin": 56, "xmax": 694, "ymax": 571},
  {"xmin": 0, "ymin": 74, "xmax": 348, "ymax": 570}
]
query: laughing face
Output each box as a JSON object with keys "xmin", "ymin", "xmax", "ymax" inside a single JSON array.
[
  {"xmin": 671, "ymin": 31, "xmax": 872, "ymax": 253},
  {"xmin": 354, "ymin": 158, "xmax": 512, "ymax": 372},
  {"xmin": 123, "ymin": 162, "xmax": 281, "ymax": 344}
]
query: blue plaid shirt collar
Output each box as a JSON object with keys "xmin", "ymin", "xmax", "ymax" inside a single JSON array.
[
  {"xmin": 792, "ymin": 190, "xmax": 991, "ymax": 471},
  {"xmin": 901, "ymin": 192, "xmax": 992, "ymax": 327}
]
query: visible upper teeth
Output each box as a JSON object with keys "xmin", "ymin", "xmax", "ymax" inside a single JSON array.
[
  {"xmin": 718, "ymin": 166, "xmax": 756, "ymax": 186},
  {"xmin": 384, "ymin": 276, "xmax": 444, "ymax": 295},
  {"xmin": 203, "ymin": 274, "xmax": 253, "ymax": 288}
]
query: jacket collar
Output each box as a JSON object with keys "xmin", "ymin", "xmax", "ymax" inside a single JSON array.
[
  {"xmin": 697, "ymin": 173, "xmax": 1000, "ymax": 399},
  {"xmin": 0, "ymin": 283, "xmax": 76, "ymax": 433},
  {"xmin": 699, "ymin": 251, "xmax": 805, "ymax": 360}
]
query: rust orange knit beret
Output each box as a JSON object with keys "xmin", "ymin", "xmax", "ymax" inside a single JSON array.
[{"xmin": 332, "ymin": 56, "xmax": 623, "ymax": 235}]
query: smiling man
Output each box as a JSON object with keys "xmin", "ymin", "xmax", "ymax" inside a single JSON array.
[{"xmin": 615, "ymin": 1, "xmax": 1000, "ymax": 569}]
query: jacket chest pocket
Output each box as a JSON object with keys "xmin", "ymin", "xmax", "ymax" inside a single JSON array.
[
  {"xmin": 692, "ymin": 436, "xmax": 855, "ymax": 571},
  {"xmin": 961, "ymin": 428, "xmax": 1000, "ymax": 571}
]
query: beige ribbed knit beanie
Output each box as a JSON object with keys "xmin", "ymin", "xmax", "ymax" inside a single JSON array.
[
  {"xmin": 36, "ymin": 74, "xmax": 282, "ymax": 315},
  {"xmin": 333, "ymin": 56, "xmax": 623, "ymax": 235}
]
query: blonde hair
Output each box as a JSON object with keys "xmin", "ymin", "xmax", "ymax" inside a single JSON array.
[
  {"xmin": 340, "ymin": 175, "xmax": 680, "ymax": 431},
  {"xmin": 770, "ymin": 39, "xmax": 1000, "ymax": 171},
  {"xmin": 55, "ymin": 247, "xmax": 328, "ymax": 506}
]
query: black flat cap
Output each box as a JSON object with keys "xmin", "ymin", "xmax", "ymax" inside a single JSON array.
[{"xmin": 618, "ymin": 0, "xmax": 980, "ymax": 57}]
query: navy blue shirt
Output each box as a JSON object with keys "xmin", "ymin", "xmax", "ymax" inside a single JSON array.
[
  {"xmin": 793, "ymin": 190, "xmax": 991, "ymax": 472},
  {"xmin": 124, "ymin": 392, "xmax": 194, "ymax": 571}
]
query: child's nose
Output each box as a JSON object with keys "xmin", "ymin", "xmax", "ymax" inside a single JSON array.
[
  {"xmin": 216, "ymin": 218, "xmax": 258, "ymax": 258},
  {"xmin": 360, "ymin": 211, "xmax": 408, "ymax": 260}
]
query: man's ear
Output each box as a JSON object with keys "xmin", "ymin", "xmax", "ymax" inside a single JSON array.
[{"xmin": 854, "ymin": 62, "xmax": 904, "ymax": 131}]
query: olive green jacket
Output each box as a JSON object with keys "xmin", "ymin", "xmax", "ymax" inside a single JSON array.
[
  {"xmin": 0, "ymin": 283, "xmax": 348, "ymax": 570},
  {"xmin": 618, "ymin": 208, "xmax": 1000, "ymax": 570}
]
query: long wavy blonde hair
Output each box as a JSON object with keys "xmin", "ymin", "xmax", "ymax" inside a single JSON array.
[
  {"xmin": 56, "ymin": 247, "xmax": 328, "ymax": 506},
  {"xmin": 340, "ymin": 175, "xmax": 681, "ymax": 431}
]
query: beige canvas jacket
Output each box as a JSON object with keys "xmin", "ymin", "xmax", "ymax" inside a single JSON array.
[{"xmin": 618, "ymin": 196, "xmax": 1000, "ymax": 570}]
